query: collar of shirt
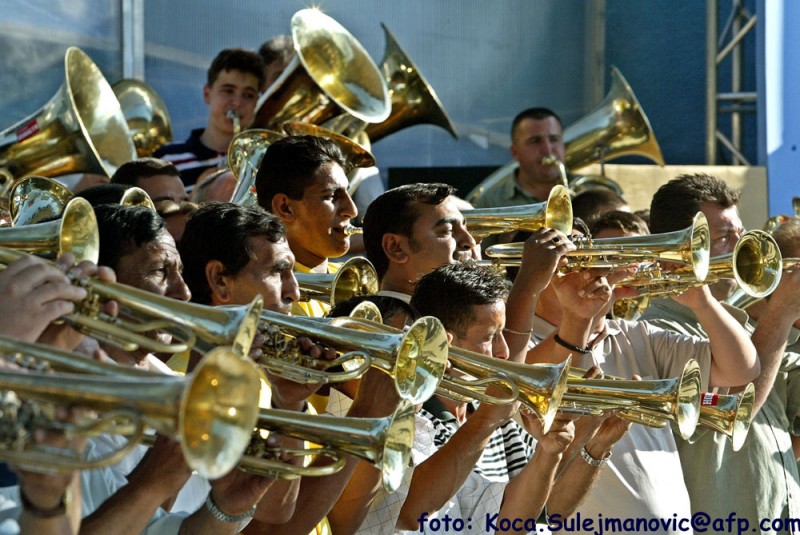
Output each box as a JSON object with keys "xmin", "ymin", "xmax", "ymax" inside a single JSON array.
[{"xmin": 502, "ymin": 168, "xmax": 543, "ymax": 203}]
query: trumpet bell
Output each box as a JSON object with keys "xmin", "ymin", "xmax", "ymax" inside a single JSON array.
[
  {"xmin": 9, "ymin": 175, "xmax": 74, "ymax": 226},
  {"xmin": 0, "ymin": 197, "xmax": 99, "ymax": 263},
  {"xmin": 364, "ymin": 23, "xmax": 458, "ymax": 142},
  {"xmin": 728, "ymin": 230, "xmax": 782, "ymax": 298},
  {"xmin": 699, "ymin": 384, "xmax": 755, "ymax": 452},
  {"xmin": 0, "ymin": 47, "xmax": 136, "ymax": 180},
  {"xmin": 252, "ymin": 9, "xmax": 390, "ymax": 130},
  {"xmin": 112, "ymin": 79, "xmax": 173, "ymax": 156},
  {"xmin": 227, "ymin": 129, "xmax": 285, "ymax": 207},
  {"xmin": 296, "ymin": 256, "xmax": 379, "ymax": 306},
  {"xmin": 463, "ymin": 184, "xmax": 573, "ymax": 238},
  {"xmin": 565, "ymin": 66, "xmax": 664, "ymax": 169}
]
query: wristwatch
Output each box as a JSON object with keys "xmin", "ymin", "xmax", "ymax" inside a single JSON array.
[
  {"xmin": 204, "ymin": 491, "xmax": 256, "ymax": 524},
  {"xmin": 20, "ymin": 487, "xmax": 72, "ymax": 518},
  {"xmin": 580, "ymin": 445, "xmax": 612, "ymax": 467}
]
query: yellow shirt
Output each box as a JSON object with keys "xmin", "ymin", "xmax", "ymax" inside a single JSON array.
[{"xmin": 292, "ymin": 261, "xmax": 341, "ymax": 318}]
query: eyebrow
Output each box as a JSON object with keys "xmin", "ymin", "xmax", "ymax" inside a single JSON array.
[{"xmin": 435, "ymin": 216, "xmax": 463, "ymax": 228}]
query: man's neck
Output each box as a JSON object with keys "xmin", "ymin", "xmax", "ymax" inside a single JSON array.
[
  {"xmin": 436, "ymin": 395, "xmax": 468, "ymax": 425},
  {"xmin": 199, "ymin": 127, "xmax": 231, "ymax": 153},
  {"xmin": 515, "ymin": 171, "xmax": 560, "ymax": 201},
  {"xmin": 380, "ymin": 269, "xmax": 416, "ymax": 296}
]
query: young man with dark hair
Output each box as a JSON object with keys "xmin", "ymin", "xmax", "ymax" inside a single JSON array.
[
  {"xmin": 643, "ymin": 173, "xmax": 800, "ymax": 533},
  {"xmin": 110, "ymin": 157, "xmax": 187, "ymax": 204},
  {"xmin": 154, "ymin": 48, "xmax": 265, "ymax": 191},
  {"xmin": 571, "ymin": 188, "xmax": 629, "ymax": 227},
  {"xmin": 362, "ymin": 183, "xmax": 476, "ymax": 299},
  {"xmin": 472, "ymin": 107, "xmax": 566, "ymax": 209},
  {"xmin": 258, "ymin": 34, "xmax": 294, "ymax": 87},
  {"xmin": 255, "ymin": 135, "xmax": 358, "ymax": 317}
]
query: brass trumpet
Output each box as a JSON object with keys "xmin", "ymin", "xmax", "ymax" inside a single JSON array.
[
  {"xmin": 621, "ymin": 230, "xmax": 782, "ymax": 300},
  {"xmin": 486, "ymin": 212, "xmax": 711, "ymax": 280},
  {"xmin": 257, "ymin": 310, "xmax": 448, "ymax": 404},
  {"xmin": 562, "ymin": 359, "xmax": 702, "ymax": 439},
  {"xmin": 296, "ymin": 257, "xmax": 379, "ymax": 306},
  {"xmin": 462, "ymin": 185, "xmax": 573, "ymax": 238},
  {"xmin": 0, "ymin": 335, "xmax": 261, "ymax": 478},
  {"xmin": 726, "ymin": 257, "xmax": 800, "ymax": 310},
  {"xmin": 438, "ymin": 349, "xmax": 571, "ymax": 433},
  {"xmin": 0, "ymin": 197, "xmax": 99, "ymax": 264},
  {"xmin": 240, "ymin": 397, "xmax": 415, "ymax": 492},
  {"xmin": 698, "ymin": 384, "xmax": 755, "ymax": 452},
  {"xmin": 0, "ymin": 245, "xmax": 263, "ymax": 356}
]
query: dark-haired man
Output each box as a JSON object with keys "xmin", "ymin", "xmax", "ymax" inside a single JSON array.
[
  {"xmin": 643, "ymin": 173, "xmax": 800, "ymax": 532},
  {"xmin": 255, "ymin": 135, "xmax": 358, "ymax": 317},
  {"xmin": 472, "ymin": 107, "xmax": 566, "ymax": 209},
  {"xmin": 111, "ymin": 157, "xmax": 188, "ymax": 205},
  {"xmin": 258, "ymin": 35, "xmax": 294, "ymax": 88},
  {"xmin": 362, "ymin": 183, "xmax": 476, "ymax": 300},
  {"xmin": 154, "ymin": 48, "xmax": 265, "ymax": 191}
]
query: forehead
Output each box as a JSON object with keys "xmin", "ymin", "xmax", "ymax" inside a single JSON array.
[
  {"xmin": 244, "ymin": 235, "xmax": 293, "ymax": 268},
  {"xmin": 700, "ymin": 202, "xmax": 743, "ymax": 233},
  {"xmin": 513, "ymin": 116, "xmax": 563, "ymax": 141},
  {"xmin": 138, "ymin": 174, "xmax": 183, "ymax": 190},
  {"xmin": 411, "ymin": 196, "xmax": 462, "ymax": 229},
  {"xmin": 303, "ymin": 161, "xmax": 348, "ymax": 193},
  {"xmin": 466, "ymin": 301, "xmax": 506, "ymax": 331},
  {"xmin": 211, "ymin": 69, "xmax": 260, "ymax": 90}
]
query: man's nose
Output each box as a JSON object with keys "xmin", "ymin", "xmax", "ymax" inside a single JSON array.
[{"xmin": 167, "ymin": 273, "xmax": 192, "ymax": 302}]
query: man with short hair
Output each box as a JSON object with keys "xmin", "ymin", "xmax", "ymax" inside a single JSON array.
[
  {"xmin": 255, "ymin": 135, "xmax": 358, "ymax": 317},
  {"xmin": 258, "ymin": 34, "xmax": 294, "ymax": 88},
  {"xmin": 362, "ymin": 183, "xmax": 476, "ymax": 300},
  {"xmin": 110, "ymin": 157, "xmax": 187, "ymax": 204},
  {"xmin": 154, "ymin": 48, "xmax": 265, "ymax": 191},
  {"xmin": 472, "ymin": 107, "xmax": 566, "ymax": 209},
  {"xmin": 643, "ymin": 173, "xmax": 800, "ymax": 533}
]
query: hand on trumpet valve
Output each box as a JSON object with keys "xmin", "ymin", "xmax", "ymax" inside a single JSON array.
[
  {"xmin": 523, "ymin": 412, "xmax": 576, "ymax": 457},
  {"xmin": 552, "ymin": 267, "xmax": 616, "ymax": 321},
  {"xmin": 349, "ymin": 367, "xmax": 403, "ymax": 419},
  {"xmin": 515, "ymin": 228, "xmax": 576, "ymax": 295}
]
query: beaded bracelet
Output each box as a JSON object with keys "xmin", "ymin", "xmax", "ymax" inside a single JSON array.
[{"xmin": 553, "ymin": 334, "xmax": 592, "ymax": 355}]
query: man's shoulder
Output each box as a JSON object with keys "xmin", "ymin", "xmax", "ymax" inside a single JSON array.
[{"xmin": 153, "ymin": 129, "xmax": 210, "ymax": 159}]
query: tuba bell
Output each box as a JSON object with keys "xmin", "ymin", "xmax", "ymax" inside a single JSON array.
[
  {"xmin": 240, "ymin": 396, "xmax": 415, "ymax": 492},
  {"xmin": 283, "ymin": 122, "xmax": 376, "ymax": 172},
  {"xmin": 0, "ymin": 335, "xmax": 261, "ymax": 479},
  {"xmin": 112, "ymin": 78, "xmax": 173, "ymax": 156},
  {"xmin": 463, "ymin": 185, "xmax": 573, "ymax": 239},
  {"xmin": 251, "ymin": 9, "xmax": 390, "ymax": 131},
  {"xmin": 563, "ymin": 359, "xmax": 702, "ymax": 440},
  {"xmin": 296, "ymin": 256, "xmax": 379, "ymax": 306},
  {"xmin": 0, "ymin": 47, "xmax": 136, "ymax": 182},
  {"xmin": 227, "ymin": 129, "xmax": 285, "ymax": 207},
  {"xmin": 0, "ymin": 197, "xmax": 99, "ymax": 263},
  {"xmin": 9, "ymin": 175, "xmax": 74, "ymax": 226}
]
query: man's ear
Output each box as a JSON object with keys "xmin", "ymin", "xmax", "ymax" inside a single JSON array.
[
  {"xmin": 205, "ymin": 260, "xmax": 231, "ymax": 305},
  {"xmin": 202, "ymin": 84, "xmax": 211, "ymax": 105},
  {"xmin": 445, "ymin": 331, "xmax": 454, "ymax": 345},
  {"xmin": 382, "ymin": 233, "xmax": 408, "ymax": 265},
  {"xmin": 272, "ymin": 194, "xmax": 294, "ymax": 222}
]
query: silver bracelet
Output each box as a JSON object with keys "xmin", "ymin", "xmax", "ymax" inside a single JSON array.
[
  {"xmin": 580, "ymin": 445, "xmax": 612, "ymax": 467},
  {"xmin": 204, "ymin": 491, "xmax": 256, "ymax": 524}
]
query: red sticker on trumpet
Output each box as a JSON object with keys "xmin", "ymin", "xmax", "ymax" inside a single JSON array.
[
  {"xmin": 15, "ymin": 119, "xmax": 40, "ymax": 142},
  {"xmin": 701, "ymin": 392, "xmax": 719, "ymax": 406}
]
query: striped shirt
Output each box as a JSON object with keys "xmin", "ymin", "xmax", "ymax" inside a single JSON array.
[{"xmin": 153, "ymin": 128, "xmax": 225, "ymax": 192}]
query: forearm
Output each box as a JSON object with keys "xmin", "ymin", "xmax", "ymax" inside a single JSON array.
[
  {"xmin": 327, "ymin": 462, "xmax": 383, "ymax": 535},
  {"xmin": 546, "ymin": 439, "xmax": 611, "ymax": 517},
  {"xmin": 526, "ymin": 313, "xmax": 594, "ymax": 365},
  {"xmin": 749, "ymin": 306, "xmax": 794, "ymax": 412},
  {"xmin": 251, "ymin": 478, "xmax": 299, "ymax": 525},
  {"xmin": 80, "ymin": 480, "xmax": 170, "ymax": 535},
  {"xmin": 178, "ymin": 507, "xmax": 242, "ymax": 535},
  {"xmin": 505, "ymin": 276, "xmax": 540, "ymax": 361},
  {"xmin": 696, "ymin": 299, "xmax": 758, "ymax": 386},
  {"xmin": 397, "ymin": 417, "xmax": 496, "ymax": 530},
  {"xmin": 496, "ymin": 448, "xmax": 561, "ymax": 531}
]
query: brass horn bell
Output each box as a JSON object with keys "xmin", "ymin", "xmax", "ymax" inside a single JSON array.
[
  {"xmin": 112, "ymin": 78, "xmax": 173, "ymax": 156},
  {"xmin": 227, "ymin": 129, "xmax": 285, "ymax": 207},
  {"xmin": 0, "ymin": 47, "xmax": 136, "ymax": 182},
  {"xmin": 698, "ymin": 384, "xmax": 755, "ymax": 452},
  {"xmin": 296, "ymin": 256, "xmax": 379, "ymax": 307},
  {"xmin": 9, "ymin": 175, "xmax": 74, "ymax": 226},
  {"xmin": 252, "ymin": 9, "xmax": 390, "ymax": 131}
]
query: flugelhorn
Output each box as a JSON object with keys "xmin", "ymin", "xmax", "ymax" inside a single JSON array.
[
  {"xmin": 227, "ymin": 129, "xmax": 285, "ymax": 207},
  {"xmin": 462, "ymin": 185, "xmax": 573, "ymax": 239},
  {"xmin": 0, "ymin": 335, "xmax": 261, "ymax": 478},
  {"xmin": 562, "ymin": 359, "xmax": 702, "ymax": 440},
  {"xmin": 240, "ymin": 396, "xmax": 415, "ymax": 492},
  {"xmin": 9, "ymin": 175, "xmax": 74, "ymax": 226},
  {"xmin": 725, "ymin": 257, "xmax": 800, "ymax": 310},
  {"xmin": 0, "ymin": 197, "xmax": 99, "ymax": 264},
  {"xmin": 487, "ymin": 212, "xmax": 711, "ymax": 280},
  {"xmin": 252, "ymin": 9, "xmax": 390, "ymax": 131},
  {"xmin": 0, "ymin": 47, "xmax": 136, "ymax": 181},
  {"xmin": 0, "ymin": 245, "xmax": 262, "ymax": 356},
  {"xmin": 622, "ymin": 230, "xmax": 782, "ymax": 300},
  {"xmin": 257, "ymin": 310, "xmax": 448, "ymax": 404},
  {"xmin": 698, "ymin": 384, "xmax": 755, "ymax": 452},
  {"xmin": 296, "ymin": 256, "xmax": 379, "ymax": 306},
  {"xmin": 112, "ymin": 78, "xmax": 173, "ymax": 156},
  {"xmin": 438, "ymin": 349, "xmax": 571, "ymax": 434}
]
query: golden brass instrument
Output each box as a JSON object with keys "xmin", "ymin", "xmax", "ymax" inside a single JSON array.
[
  {"xmin": 252, "ymin": 9, "xmax": 390, "ymax": 131},
  {"xmin": 0, "ymin": 245, "xmax": 262, "ymax": 356},
  {"xmin": 363, "ymin": 23, "xmax": 457, "ymax": 142},
  {"xmin": 622, "ymin": 230, "xmax": 782, "ymax": 300},
  {"xmin": 240, "ymin": 396, "xmax": 415, "ymax": 492},
  {"xmin": 257, "ymin": 310, "xmax": 448, "ymax": 404},
  {"xmin": 0, "ymin": 197, "xmax": 99, "ymax": 263},
  {"xmin": 120, "ymin": 187, "xmax": 156, "ymax": 211},
  {"xmin": 438, "ymin": 349, "xmax": 571, "ymax": 433},
  {"xmin": 226, "ymin": 109, "xmax": 241, "ymax": 136},
  {"xmin": 487, "ymin": 212, "xmax": 711, "ymax": 280},
  {"xmin": 463, "ymin": 185, "xmax": 573, "ymax": 238},
  {"xmin": 0, "ymin": 335, "xmax": 261, "ymax": 478},
  {"xmin": 112, "ymin": 79, "xmax": 173, "ymax": 156},
  {"xmin": 227, "ymin": 129, "xmax": 285, "ymax": 207},
  {"xmin": 296, "ymin": 256, "xmax": 379, "ymax": 306},
  {"xmin": 0, "ymin": 47, "xmax": 136, "ymax": 180},
  {"xmin": 283, "ymin": 122, "xmax": 376, "ymax": 172},
  {"xmin": 8, "ymin": 175, "xmax": 74, "ymax": 226},
  {"xmin": 562, "ymin": 359, "xmax": 702, "ymax": 440},
  {"xmin": 466, "ymin": 67, "xmax": 663, "ymax": 203},
  {"xmin": 725, "ymin": 257, "xmax": 800, "ymax": 310},
  {"xmin": 698, "ymin": 384, "xmax": 755, "ymax": 452}
]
